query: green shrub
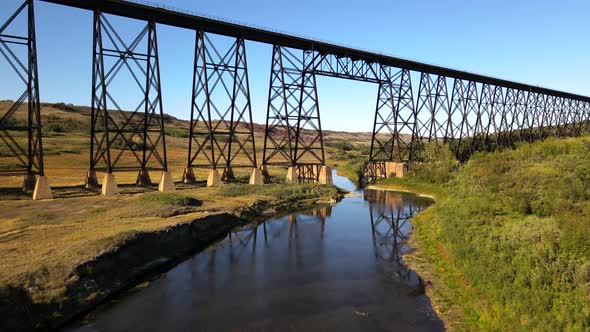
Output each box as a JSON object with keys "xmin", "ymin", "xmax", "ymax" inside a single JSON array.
[{"xmin": 138, "ymin": 192, "xmax": 201, "ymax": 206}]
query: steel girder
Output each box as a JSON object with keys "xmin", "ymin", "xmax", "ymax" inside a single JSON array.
[
  {"xmin": 186, "ymin": 31, "xmax": 257, "ymax": 180},
  {"xmin": 0, "ymin": 0, "xmax": 44, "ymax": 190},
  {"xmin": 88, "ymin": 11, "xmax": 167, "ymax": 185}
]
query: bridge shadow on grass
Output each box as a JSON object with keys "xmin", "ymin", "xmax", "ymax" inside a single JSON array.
[{"xmin": 0, "ymin": 181, "xmax": 208, "ymax": 200}]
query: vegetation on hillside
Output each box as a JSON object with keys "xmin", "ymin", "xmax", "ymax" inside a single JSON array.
[{"xmin": 377, "ymin": 137, "xmax": 590, "ymax": 331}]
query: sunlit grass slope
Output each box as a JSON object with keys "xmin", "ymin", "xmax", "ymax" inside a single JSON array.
[{"xmin": 378, "ymin": 137, "xmax": 590, "ymax": 331}]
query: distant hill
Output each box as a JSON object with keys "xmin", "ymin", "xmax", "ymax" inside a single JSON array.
[{"xmin": 0, "ymin": 101, "xmax": 382, "ymax": 186}]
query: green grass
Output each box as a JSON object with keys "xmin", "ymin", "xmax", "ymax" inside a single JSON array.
[{"xmin": 378, "ymin": 137, "xmax": 590, "ymax": 331}]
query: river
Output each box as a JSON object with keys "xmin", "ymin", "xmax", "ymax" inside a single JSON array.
[{"xmin": 64, "ymin": 171, "xmax": 443, "ymax": 331}]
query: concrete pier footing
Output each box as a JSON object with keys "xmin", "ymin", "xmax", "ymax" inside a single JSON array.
[
  {"xmin": 363, "ymin": 161, "xmax": 407, "ymax": 182},
  {"xmin": 23, "ymin": 172, "xmax": 37, "ymax": 192},
  {"xmin": 101, "ymin": 173, "xmax": 118, "ymax": 196},
  {"xmin": 158, "ymin": 171, "xmax": 175, "ymax": 192},
  {"xmin": 207, "ymin": 169, "xmax": 221, "ymax": 187},
  {"xmin": 85, "ymin": 170, "xmax": 99, "ymax": 189},
  {"xmin": 136, "ymin": 169, "xmax": 152, "ymax": 187},
  {"xmin": 260, "ymin": 165, "xmax": 270, "ymax": 183},
  {"xmin": 222, "ymin": 167, "xmax": 234, "ymax": 182},
  {"xmin": 286, "ymin": 166, "xmax": 298, "ymax": 184},
  {"xmin": 318, "ymin": 165, "xmax": 333, "ymax": 185},
  {"xmin": 249, "ymin": 168, "xmax": 264, "ymax": 185},
  {"xmin": 182, "ymin": 167, "xmax": 196, "ymax": 184},
  {"xmin": 32, "ymin": 176, "xmax": 53, "ymax": 200}
]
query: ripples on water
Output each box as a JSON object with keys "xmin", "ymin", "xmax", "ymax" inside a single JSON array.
[{"xmin": 65, "ymin": 172, "xmax": 444, "ymax": 332}]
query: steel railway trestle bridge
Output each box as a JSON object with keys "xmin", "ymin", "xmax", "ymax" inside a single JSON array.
[{"xmin": 1, "ymin": 0, "xmax": 589, "ymax": 199}]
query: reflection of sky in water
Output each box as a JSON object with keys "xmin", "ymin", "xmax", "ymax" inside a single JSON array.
[{"xmin": 65, "ymin": 172, "xmax": 442, "ymax": 332}]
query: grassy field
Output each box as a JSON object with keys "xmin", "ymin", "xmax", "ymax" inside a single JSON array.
[
  {"xmin": 375, "ymin": 137, "xmax": 590, "ymax": 331},
  {"xmin": 0, "ymin": 101, "xmax": 349, "ymax": 320},
  {"xmin": 0, "ymin": 183, "xmax": 340, "ymax": 305}
]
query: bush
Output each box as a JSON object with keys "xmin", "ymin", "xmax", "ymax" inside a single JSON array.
[
  {"xmin": 138, "ymin": 192, "xmax": 201, "ymax": 207},
  {"xmin": 383, "ymin": 136, "xmax": 590, "ymax": 330}
]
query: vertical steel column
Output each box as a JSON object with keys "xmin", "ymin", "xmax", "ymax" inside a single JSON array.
[{"xmin": 0, "ymin": 0, "xmax": 44, "ymax": 190}]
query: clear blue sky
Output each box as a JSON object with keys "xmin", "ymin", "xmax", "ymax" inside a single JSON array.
[{"xmin": 1, "ymin": 0, "xmax": 589, "ymax": 132}]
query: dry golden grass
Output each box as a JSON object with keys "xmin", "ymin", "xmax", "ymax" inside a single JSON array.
[
  {"xmin": 0, "ymin": 101, "xmax": 356, "ymax": 304},
  {"xmin": 0, "ymin": 182, "xmax": 339, "ymax": 304}
]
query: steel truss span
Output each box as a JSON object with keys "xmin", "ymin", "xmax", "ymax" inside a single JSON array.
[
  {"xmin": 86, "ymin": 10, "xmax": 168, "ymax": 188},
  {"xmin": 2, "ymin": 0, "xmax": 590, "ymax": 197},
  {"xmin": 184, "ymin": 31, "xmax": 257, "ymax": 183}
]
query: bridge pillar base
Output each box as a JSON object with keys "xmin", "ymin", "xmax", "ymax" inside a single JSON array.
[
  {"xmin": 158, "ymin": 171, "xmax": 175, "ymax": 192},
  {"xmin": 286, "ymin": 166, "xmax": 298, "ymax": 184},
  {"xmin": 207, "ymin": 169, "xmax": 221, "ymax": 187},
  {"xmin": 260, "ymin": 165, "xmax": 270, "ymax": 183},
  {"xmin": 363, "ymin": 161, "xmax": 407, "ymax": 183},
  {"xmin": 319, "ymin": 166, "xmax": 333, "ymax": 185},
  {"xmin": 101, "ymin": 173, "xmax": 119, "ymax": 196},
  {"xmin": 249, "ymin": 168, "xmax": 264, "ymax": 185},
  {"xmin": 33, "ymin": 176, "xmax": 53, "ymax": 200},
  {"xmin": 222, "ymin": 167, "xmax": 234, "ymax": 182},
  {"xmin": 23, "ymin": 172, "xmax": 37, "ymax": 192},
  {"xmin": 136, "ymin": 169, "xmax": 152, "ymax": 187},
  {"xmin": 182, "ymin": 167, "xmax": 196, "ymax": 184},
  {"xmin": 85, "ymin": 170, "xmax": 99, "ymax": 189},
  {"xmin": 384, "ymin": 162, "xmax": 406, "ymax": 178}
]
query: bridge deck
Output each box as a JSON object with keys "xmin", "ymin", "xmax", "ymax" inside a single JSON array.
[{"xmin": 40, "ymin": 0, "xmax": 589, "ymax": 102}]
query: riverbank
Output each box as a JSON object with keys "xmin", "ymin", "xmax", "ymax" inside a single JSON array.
[
  {"xmin": 0, "ymin": 183, "xmax": 342, "ymax": 331},
  {"xmin": 369, "ymin": 137, "xmax": 590, "ymax": 331}
]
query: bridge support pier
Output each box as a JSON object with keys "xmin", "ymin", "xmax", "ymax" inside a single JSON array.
[
  {"xmin": 318, "ymin": 166, "xmax": 333, "ymax": 185},
  {"xmin": 32, "ymin": 176, "xmax": 53, "ymax": 200},
  {"xmin": 85, "ymin": 170, "xmax": 99, "ymax": 190},
  {"xmin": 207, "ymin": 169, "xmax": 221, "ymax": 187},
  {"xmin": 249, "ymin": 168, "xmax": 264, "ymax": 185},
  {"xmin": 222, "ymin": 167, "xmax": 235, "ymax": 182},
  {"xmin": 23, "ymin": 173, "xmax": 37, "ymax": 193},
  {"xmin": 0, "ymin": 0, "xmax": 51, "ymax": 199},
  {"xmin": 286, "ymin": 167, "xmax": 298, "ymax": 184},
  {"xmin": 186, "ymin": 31, "xmax": 257, "ymax": 184},
  {"xmin": 158, "ymin": 171, "xmax": 175, "ymax": 192},
  {"xmin": 136, "ymin": 169, "xmax": 152, "ymax": 187},
  {"xmin": 182, "ymin": 167, "xmax": 197, "ymax": 184},
  {"xmin": 363, "ymin": 161, "xmax": 406, "ymax": 183},
  {"xmin": 101, "ymin": 173, "xmax": 118, "ymax": 196},
  {"xmin": 87, "ymin": 12, "xmax": 169, "ymax": 193}
]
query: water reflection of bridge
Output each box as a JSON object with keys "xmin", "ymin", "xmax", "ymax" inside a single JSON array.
[
  {"xmin": 365, "ymin": 189, "xmax": 427, "ymax": 283},
  {"xmin": 204, "ymin": 191, "xmax": 428, "ymax": 280},
  {"xmin": 203, "ymin": 206, "xmax": 333, "ymax": 273}
]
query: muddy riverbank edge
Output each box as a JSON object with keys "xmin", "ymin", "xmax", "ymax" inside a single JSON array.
[
  {"xmin": 0, "ymin": 194, "xmax": 343, "ymax": 332},
  {"xmin": 368, "ymin": 183, "xmax": 459, "ymax": 330}
]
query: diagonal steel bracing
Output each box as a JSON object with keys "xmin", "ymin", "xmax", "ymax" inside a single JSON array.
[
  {"xmin": 185, "ymin": 31, "xmax": 257, "ymax": 181},
  {"xmin": 87, "ymin": 11, "xmax": 168, "ymax": 187},
  {"xmin": 0, "ymin": 0, "xmax": 44, "ymax": 191},
  {"xmin": 262, "ymin": 45, "xmax": 325, "ymax": 182}
]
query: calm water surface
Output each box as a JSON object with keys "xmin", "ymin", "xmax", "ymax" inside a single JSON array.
[{"xmin": 64, "ymin": 172, "xmax": 443, "ymax": 331}]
